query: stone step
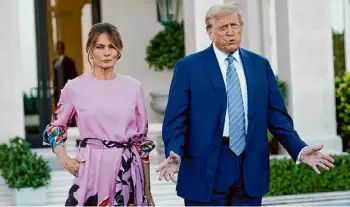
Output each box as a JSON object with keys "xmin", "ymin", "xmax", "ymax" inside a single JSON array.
[
  {"xmin": 46, "ymin": 195, "xmax": 183, "ymax": 206},
  {"xmin": 48, "ymin": 176, "xmax": 175, "ymax": 186},
  {"xmin": 48, "ymin": 181, "xmax": 175, "ymax": 192},
  {"xmin": 46, "ymin": 196, "xmax": 67, "ymax": 205},
  {"xmin": 153, "ymin": 194, "xmax": 183, "ymax": 205},
  {"xmin": 0, "ymin": 196, "xmax": 12, "ymax": 206},
  {"xmin": 46, "ymin": 186, "xmax": 178, "ymax": 201},
  {"xmin": 0, "ymin": 187, "xmax": 9, "ymax": 197},
  {"xmin": 46, "ymin": 194, "xmax": 181, "ymax": 206}
]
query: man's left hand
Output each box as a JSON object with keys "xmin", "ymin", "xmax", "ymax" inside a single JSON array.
[{"xmin": 300, "ymin": 144, "xmax": 335, "ymax": 174}]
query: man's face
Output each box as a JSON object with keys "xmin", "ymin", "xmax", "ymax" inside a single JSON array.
[
  {"xmin": 207, "ymin": 12, "xmax": 243, "ymax": 54},
  {"xmin": 56, "ymin": 43, "xmax": 64, "ymax": 56}
]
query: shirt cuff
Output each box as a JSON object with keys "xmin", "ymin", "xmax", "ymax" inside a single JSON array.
[{"xmin": 296, "ymin": 146, "xmax": 308, "ymax": 164}]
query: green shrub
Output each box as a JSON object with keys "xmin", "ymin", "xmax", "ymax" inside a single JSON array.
[
  {"xmin": 0, "ymin": 137, "xmax": 51, "ymax": 189},
  {"xmin": 333, "ymin": 31, "xmax": 346, "ymax": 76},
  {"xmin": 0, "ymin": 143, "xmax": 8, "ymax": 170},
  {"xmin": 276, "ymin": 77, "xmax": 287, "ymax": 102},
  {"xmin": 267, "ymin": 153, "xmax": 350, "ymax": 196},
  {"xmin": 335, "ymin": 72, "xmax": 350, "ymax": 138},
  {"xmin": 145, "ymin": 21, "xmax": 185, "ymax": 71},
  {"xmin": 268, "ymin": 77, "xmax": 288, "ymax": 143}
]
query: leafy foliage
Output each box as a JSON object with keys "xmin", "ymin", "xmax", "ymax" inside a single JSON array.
[
  {"xmin": 0, "ymin": 137, "xmax": 51, "ymax": 189},
  {"xmin": 145, "ymin": 21, "xmax": 185, "ymax": 71},
  {"xmin": 276, "ymin": 77, "xmax": 288, "ymax": 102},
  {"xmin": 335, "ymin": 72, "xmax": 350, "ymax": 138},
  {"xmin": 0, "ymin": 143, "xmax": 8, "ymax": 169},
  {"xmin": 268, "ymin": 77, "xmax": 288, "ymax": 142},
  {"xmin": 267, "ymin": 154, "xmax": 350, "ymax": 196},
  {"xmin": 333, "ymin": 31, "xmax": 346, "ymax": 76}
]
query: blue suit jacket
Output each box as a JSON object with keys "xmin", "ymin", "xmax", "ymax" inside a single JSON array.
[{"xmin": 162, "ymin": 45, "xmax": 307, "ymax": 202}]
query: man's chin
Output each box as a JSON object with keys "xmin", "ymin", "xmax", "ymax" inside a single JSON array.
[{"xmin": 226, "ymin": 47, "xmax": 239, "ymax": 54}]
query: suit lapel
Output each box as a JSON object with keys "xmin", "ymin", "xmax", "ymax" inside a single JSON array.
[
  {"xmin": 202, "ymin": 46, "xmax": 256, "ymax": 130},
  {"xmin": 239, "ymin": 49, "xmax": 255, "ymax": 122},
  {"xmin": 203, "ymin": 45, "xmax": 227, "ymax": 115}
]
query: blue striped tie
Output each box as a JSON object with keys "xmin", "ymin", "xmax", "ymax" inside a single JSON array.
[{"xmin": 226, "ymin": 55, "xmax": 246, "ymax": 155}]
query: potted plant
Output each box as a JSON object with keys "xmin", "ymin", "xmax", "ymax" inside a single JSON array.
[
  {"xmin": 145, "ymin": 21, "xmax": 185, "ymax": 114},
  {"xmin": 0, "ymin": 137, "xmax": 51, "ymax": 206}
]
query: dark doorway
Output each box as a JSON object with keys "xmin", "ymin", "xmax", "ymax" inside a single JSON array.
[{"xmin": 25, "ymin": 0, "xmax": 52, "ymax": 148}]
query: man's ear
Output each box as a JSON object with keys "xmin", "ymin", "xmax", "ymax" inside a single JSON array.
[{"xmin": 206, "ymin": 27, "xmax": 212, "ymax": 40}]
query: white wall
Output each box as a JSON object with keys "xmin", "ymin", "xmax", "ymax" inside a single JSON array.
[
  {"xmin": 81, "ymin": 3, "xmax": 92, "ymax": 73},
  {"xmin": 18, "ymin": 0, "xmax": 37, "ymax": 96},
  {"xmin": 0, "ymin": 0, "xmax": 25, "ymax": 142},
  {"xmin": 101, "ymin": 0, "xmax": 174, "ymax": 123},
  {"xmin": 275, "ymin": 0, "xmax": 342, "ymax": 153}
]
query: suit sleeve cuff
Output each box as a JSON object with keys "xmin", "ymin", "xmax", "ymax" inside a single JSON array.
[
  {"xmin": 165, "ymin": 148, "xmax": 183, "ymax": 159},
  {"xmin": 296, "ymin": 146, "xmax": 308, "ymax": 164}
]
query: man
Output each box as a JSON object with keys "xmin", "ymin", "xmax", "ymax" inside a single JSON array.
[
  {"xmin": 53, "ymin": 41, "xmax": 77, "ymax": 106},
  {"xmin": 156, "ymin": 3, "xmax": 335, "ymax": 206}
]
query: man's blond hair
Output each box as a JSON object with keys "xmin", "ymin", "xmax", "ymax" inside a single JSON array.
[{"xmin": 205, "ymin": 2, "xmax": 243, "ymax": 29}]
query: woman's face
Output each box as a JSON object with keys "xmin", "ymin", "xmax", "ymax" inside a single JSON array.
[{"xmin": 91, "ymin": 33, "xmax": 119, "ymax": 69}]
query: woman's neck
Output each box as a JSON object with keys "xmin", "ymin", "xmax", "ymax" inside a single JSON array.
[{"xmin": 92, "ymin": 68, "xmax": 116, "ymax": 80}]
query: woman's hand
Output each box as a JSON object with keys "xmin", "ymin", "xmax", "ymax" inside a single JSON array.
[
  {"xmin": 54, "ymin": 145, "xmax": 85, "ymax": 177},
  {"xmin": 59, "ymin": 155, "xmax": 85, "ymax": 177},
  {"xmin": 145, "ymin": 190, "xmax": 155, "ymax": 206}
]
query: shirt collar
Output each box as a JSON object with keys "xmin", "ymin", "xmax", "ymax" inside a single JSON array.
[{"xmin": 213, "ymin": 43, "xmax": 241, "ymax": 65}]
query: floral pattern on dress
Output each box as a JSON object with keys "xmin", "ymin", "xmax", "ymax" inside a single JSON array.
[
  {"xmin": 134, "ymin": 137, "xmax": 155, "ymax": 163},
  {"xmin": 43, "ymin": 103, "xmax": 73, "ymax": 147},
  {"xmin": 64, "ymin": 138, "xmax": 150, "ymax": 206}
]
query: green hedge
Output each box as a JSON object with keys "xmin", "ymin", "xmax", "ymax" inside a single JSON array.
[
  {"xmin": 268, "ymin": 77, "xmax": 288, "ymax": 143},
  {"xmin": 333, "ymin": 31, "xmax": 345, "ymax": 76},
  {"xmin": 335, "ymin": 72, "xmax": 350, "ymax": 138},
  {"xmin": 267, "ymin": 153, "xmax": 350, "ymax": 196}
]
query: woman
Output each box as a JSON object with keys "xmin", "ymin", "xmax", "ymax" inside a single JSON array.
[{"xmin": 43, "ymin": 22, "xmax": 155, "ymax": 206}]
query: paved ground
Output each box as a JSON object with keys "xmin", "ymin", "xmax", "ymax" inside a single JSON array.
[{"xmin": 268, "ymin": 199, "xmax": 350, "ymax": 206}]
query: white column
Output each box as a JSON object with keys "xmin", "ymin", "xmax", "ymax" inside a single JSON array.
[
  {"xmin": 0, "ymin": 0, "xmax": 25, "ymax": 142},
  {"xmin": 268, "ymin": 0, "xmax": 279, "ymax": 74},
  {"xmin": 344, "ymin": 0, "xmax": 350, "ymax": 72},
  {"xmin": 183, "ymin": 0, "xmax": 224, "ymax": 54},
  {"xmin": 275, "ymin": 0, "xmax": 342, "ymax": 153},
  {"xmin": 228, "ymin": 0, "xmax": 264, "ymax": 55},
  {"xmin": 227, "ymin": 0, "xmax": 279, "ymax": 73}
]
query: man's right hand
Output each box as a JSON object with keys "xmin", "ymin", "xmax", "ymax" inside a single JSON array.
[{"xmin": 156, "ymin": 151, "xmax": 181, "ymax": 183}]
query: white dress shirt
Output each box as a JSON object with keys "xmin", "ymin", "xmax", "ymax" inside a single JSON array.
[
  {"xmin": 213, "ymin": 44, "xmax": 248, "ymax": 136},
  {"xmin": 212, "ymin": 43, "xmax": 304, "ymax": 163}
]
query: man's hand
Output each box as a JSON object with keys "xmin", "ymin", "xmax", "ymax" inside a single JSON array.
[
  {"xmin": 156, "ymin": 151, "xmax": 181, "ymax": 182},
  {"xmin": 300, "ymin": 145, "xmax": 335, "ymax": 174}
]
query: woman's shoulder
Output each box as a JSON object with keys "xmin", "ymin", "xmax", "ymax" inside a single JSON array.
[
  {"xmin": 63, "ymin": 72, "xmax": 92, "ymax": 92},
  {"xmin": 118, "ymin": 74, "xmax": 143, "ymax": 89},
  {"xmin": 67, "ymin": 72, "xmax": 91, "ymax": 85}
]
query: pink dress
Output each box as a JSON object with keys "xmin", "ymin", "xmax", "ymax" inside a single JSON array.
[{"xmin": 42, "ymin": 72, "xmax": 155, "ymax": 206}]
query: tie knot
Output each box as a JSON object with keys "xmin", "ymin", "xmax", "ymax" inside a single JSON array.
[{"xmin": 226, "ymin": 55, "xmax": 234, "ymax": 65}]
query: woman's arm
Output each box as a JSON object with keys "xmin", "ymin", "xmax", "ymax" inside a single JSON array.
[
  {"xmin": 43, "ymin": 80, "xmax": 82, "ymax": 176},
  {"xmin": 143, "ymin": 163, "xmax": 151, "ymax": 192},
  {"xmin": 135, "ymin": 84, "xmax": 155, "ymax": 205}
]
